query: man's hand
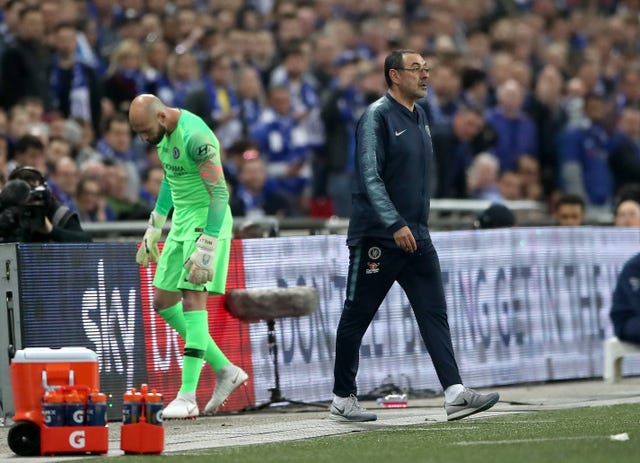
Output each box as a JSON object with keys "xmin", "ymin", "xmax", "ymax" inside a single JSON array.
[
  {"xmin": 393, "ymin": 226, "xmax": 417, "ymax": 253},
  {"xmin": 136, "ymin": 212, "xmax": 166, "ymax": 267},
  {"xmin": 183, "ymin": 234, "xmax": 217, "ymax": 285}
]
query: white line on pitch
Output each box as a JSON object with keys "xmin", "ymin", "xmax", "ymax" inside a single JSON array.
[
  {"xmin": 381, "ymin": 427, "xmax": 480, "ymax": 431},
  {"xmin": 453, "ymin": 435, "xmax": 612, "ymax": 446}
]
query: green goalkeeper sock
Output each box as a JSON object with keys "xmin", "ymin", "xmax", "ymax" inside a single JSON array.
[
  {"xmin": 179, "ymin": 310, "xmax": 209, "ymax": 394},
  {"xmin": 159, "ymin": 303, "xmax": 231, "ymax": 372}
]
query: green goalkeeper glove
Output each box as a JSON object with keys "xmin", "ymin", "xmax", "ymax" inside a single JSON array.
[
  {"xmin": 183, "ymin": 234, "xmax": 217, "ymax": 285},
  {"xmin": 136, "ymin": 212, "xmax": 166, "ymax": 267}
]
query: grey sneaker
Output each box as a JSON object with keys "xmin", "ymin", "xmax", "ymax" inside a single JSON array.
[
  {"xmin": 445, "ymin": 387, "xmax": 499, "ymax": 421},
  {"xmin": 329, "ymin": 394, "xmax": 377, "ymax": 422},
  {"xmin": 204, "ymin": 364, "xmax": 249, "ymax": 413}
]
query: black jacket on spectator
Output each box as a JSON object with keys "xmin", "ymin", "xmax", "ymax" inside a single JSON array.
[
  {"xmin": 431, "ymin": 121, "xmax": 472, "ymax": 199},
  {"xmin": 527, "ymin": 97, "xmax": 568, "ymax": 196},
  {"xmin": 0, "ymin": 37, "xmax": 51, "ymax": 110},
  {"xmin": 49, "ymin": 61, "xmax": 103, "ymax": 136},
  {"xmin": 609, "ymin": 132, "xmax": 640, "ymax": 198}
]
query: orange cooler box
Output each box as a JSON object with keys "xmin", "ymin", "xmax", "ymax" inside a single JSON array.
[
  {"xmin": 8, "ymin": 347, "xmax": 107, "ymax": 456},
  {"xmin": 11, "ymin": 347, "xmax": 100, "ymax": 424}
]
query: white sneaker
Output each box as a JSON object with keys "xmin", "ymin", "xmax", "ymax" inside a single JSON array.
[
  {"xmin": 204, "ymin": 364, "xmax": 249, "ymax": 413},
  {"xmin": 162, "ymin": 392, "xmax": 199, "ymax": 419}
]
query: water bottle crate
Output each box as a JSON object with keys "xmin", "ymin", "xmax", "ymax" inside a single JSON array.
[
  {"xmin": 121, "ymin": 422, "xmax": 165, "ymax": 454},
  {"xmin": 40, "ymin": 424, "xmax": 108, "ymax": 455}
]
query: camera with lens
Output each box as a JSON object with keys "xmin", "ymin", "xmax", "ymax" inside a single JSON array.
[
  {"xmin": 0, "ymin": 180, "xmax": 52, "ymax": 242},
  {"xmin": 1, "ymin": 166, "xmax": 91, "ymax": 244},
  {"xmin": 19, "ymin": 185, "xmax": 50, "ymax": 234}
]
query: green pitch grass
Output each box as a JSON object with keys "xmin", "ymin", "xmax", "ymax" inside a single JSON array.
[{"xmin": 79, "ymin": 404, "xmax": 640, "ymax": 463}]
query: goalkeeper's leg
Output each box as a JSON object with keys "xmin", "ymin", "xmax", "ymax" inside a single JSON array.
[
  {"xmin": 158, "ymin": 302, "xmax": 231, "ymax": 371},
  {"xmin": 152, "ymin": 236, "xmax": 232, "ymax": 372},
  {"xmin": 162, "ymin": 290, "xmax": 212, "ymax": 419}
]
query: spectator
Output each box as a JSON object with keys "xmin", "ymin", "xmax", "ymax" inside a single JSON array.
[
  {"xmin": 235, "ymin": 65, "xmax": 266, "ymax": 137},
  {"xmin": 250, "ymin": 84, "xmax": 312, "ymax": 213},
  {"xmin": 96, "ymin": 112, "xmax": 140, "ymax": 199},
  {"xmin": 165, "ymin": 50, "xmax": 201, "ymax": 108},
  {"xmin": 138, "ymin": 165, "xmax": 164, "ymax": 210},
  {"xmin": 47, "ymin": 155, "xmax": 79, "ymax": 212},
  {"xmin": 527, "ymin": 65, "xmax": 568, "ymax": 199},
  {"xmin": 610, "ymin": 252, "xmax": 640, "ymax": 344},
  {"xmin": 466, "ymin": 152, "xmax": 503, "ymax": 202},
  {"xmin": 553, "ymin": 193, "xmax": 586, "ymax": 226},
  {"xmin": 103, "ymin": 161, "xmax": 151, "ymax": 220},
  {"xmin": 320, "ymin": 52, "xmax": 367, "ymax": 218},
  {"xmin": 498, "ymin": 170, "xmax": 524, "ymax": 201},
  {"xmin": 560, "ymin": 93, "xmax": 613, "ymax": 214},
  {"xmin": 417, "ymin": 63, "xmax": 460, "ymax": 126},
  {"xmin": 144, "ymin": 38, "xmax": 171, "ymax": 101},
  {"xmin": 459, "ymin": 66, "xmax": 488, "ymax": 111},
  {"xmin": 0, "ymin": 6, "xmax": 50, "ymax": 110},
  {"xmin": 608, "ymin": 105, "xmax": 640, "ymax": 198},
  {"xmin": 229, "ymin": 154, "xmax": 292, "ymax": 218},
  {"xmin": 431, "ymin": 106, "xmax": 485, "ymax": 198},
  {"xmin": 103, "ymin": 39, "xmax": 147, "ymax": 114},
  {"xmin": 45, "ymin": 136, "xmax": 73, "ymax": 167},
  {"xmin": 79, "ymin": 158, "xmax": 108, "ymax": 192},
  {"xmin": 184, "ymin": 51, "xmax": 242, "ymax": 150},
  {"xmin": 516, "ymin": 155, "xmax": 543, "ymax": 201},
  {"xmin": 74, "ymin": 118, "xmax": 102, "ymax": 167},
  {"xmin": 614, "ymin": 199, "xmax": 640, "ymax": 228},
  {"xmin": 12, "ymin": 133, "xmax": 46, "ymax": 174},
  {"xmin": 49, "ymin": 21, "xmax": 102, "ymax": 136},
  {"xmin": 309, "ymin": 33, "xmax": 340, "ymax": 90},
  {"xmin": 75, "ymin": 175, "xmax": 114, "ymax": 223},
  {"xmin": 614, "ymin": 65, "xmax": 640, "ymax": 113},
  {"xmin": 0, "ymin": 1, "xmax": 25, "ymax": 58},
  {"xmin": 223, "ymin": 139, "xmax": 259, "ymax": 195},
  {"xmin": 485, "ymin": 78, "xmax": 538, "ymax": 172}
]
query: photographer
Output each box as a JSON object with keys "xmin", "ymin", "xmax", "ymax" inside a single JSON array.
[{"xmin": 0, "ymin": 166, "xmax": 92, "ymax": 243}]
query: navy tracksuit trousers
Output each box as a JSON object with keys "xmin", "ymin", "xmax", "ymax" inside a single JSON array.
[{"xmin": 333, "ymin": 239, "xmax": 462, "ymax": 397}]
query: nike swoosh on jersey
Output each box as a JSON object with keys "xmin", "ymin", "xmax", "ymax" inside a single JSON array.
[{"xmin": 395, "ymin": 129, "xmax": 407, "ymax": 136}]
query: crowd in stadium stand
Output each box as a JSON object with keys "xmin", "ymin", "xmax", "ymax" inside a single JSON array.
[{"xmin": 0, "ymin": 0, "xmax": 639, "ymax": 226}]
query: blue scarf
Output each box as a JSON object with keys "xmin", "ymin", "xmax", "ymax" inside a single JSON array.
[{"xmin": 50, "ymin": 54, "xmax": 91, "ymax": 122}]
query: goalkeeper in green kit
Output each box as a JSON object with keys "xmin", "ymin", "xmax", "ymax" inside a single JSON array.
[{"xmin": 129, "ymin": 94, "xmax": 248, "ymax": 419}]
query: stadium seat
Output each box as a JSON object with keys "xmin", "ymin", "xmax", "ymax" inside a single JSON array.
[{"xmin": 603, "ymin": 337, "xmax": 640, "ymax": 383}]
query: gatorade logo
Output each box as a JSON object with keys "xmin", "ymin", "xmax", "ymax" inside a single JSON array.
[
  {"xmin": 156, "ymin": 410, "xmax": 163, "ymax": 423},
  {"xmin": 69, "ymin": 430, "xmax": 86, "ymax": 449},
  {"xmin": 73, "ymin": 409, "xmax": 85, "ymax": 424}
]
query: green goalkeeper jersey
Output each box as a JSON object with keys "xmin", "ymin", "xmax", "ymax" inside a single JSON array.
[{"xmin": 156, "ymin": 110, "xmax": 232, "ymax": 241}]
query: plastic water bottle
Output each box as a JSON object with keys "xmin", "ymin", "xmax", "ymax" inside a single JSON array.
[
  {"xmin": 122, "ymin": 388, "xmax": 142, "ymax": 424},
  {"xmin": 42, "ymin": 389, "xmax": 65, "ymax": 427},
  {"xmin": 65, "ymin": 390, "xmax": 85, "ymax": 426},
  {"xmin": 144, "ymin": 389, "xmax": 164, "ymax": 426},
  {"xmin": 86, "ymin": 390, "xmax": 108, "ymax": 426}
]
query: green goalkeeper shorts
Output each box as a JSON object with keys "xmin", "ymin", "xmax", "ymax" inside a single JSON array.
[{"xmin": 153, "ymin": 235, "xmax": 231, "ymax": 294}]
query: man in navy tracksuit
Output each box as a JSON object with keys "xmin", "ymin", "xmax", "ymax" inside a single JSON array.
[
  {"xmin": 610, "ymin": 252, "xmax": 640, "ymax": 344},
  {"xmin": 330, "ymin": 50, "xmax": 500, "ymax": 422}
]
